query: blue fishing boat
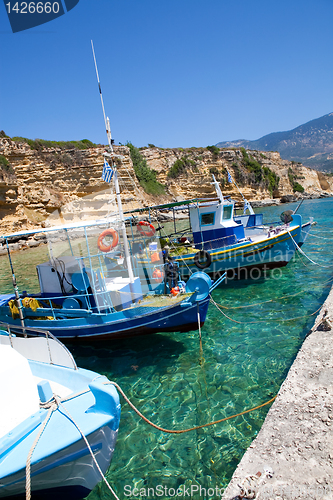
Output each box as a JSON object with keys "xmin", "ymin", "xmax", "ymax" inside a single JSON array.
[
  {"xmin": 0, "ymin": 45, "xmax": 222, "ymax": 340},
  {"xmin": 0, "ymin": 218, "xmax": 219, "ymax": 340},
  {"xmin": 127, "ymin": 176, "xmax": 313, "ymax": 280},
  {"xmin": 0, "ymin": 323, "xmax": 120, "ymax": 499}
]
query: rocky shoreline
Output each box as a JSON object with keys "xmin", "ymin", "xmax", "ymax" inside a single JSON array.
[
  {"xmin": 221, "ymin": 285, "xmax": 333, "ymax": 500},
  {"xmin": 0, "ymin": 190, "xmax": 331, "ymax": 256},
  {"xmin": 249, "ymin": 192, "xmax": 332, "ymax": 208}
]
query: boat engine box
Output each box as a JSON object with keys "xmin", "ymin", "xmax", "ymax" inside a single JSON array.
[
  {"xmin": 36, "ymin": 256, "xmax": 81, "ymax": 295},
  {"xmin": 105, "ymin": 276, "xmax": 143, "ymax": 310}
]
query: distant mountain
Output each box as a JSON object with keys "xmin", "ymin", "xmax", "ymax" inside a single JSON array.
[{"xmin": 216, "ymin": 112, "xmax": 333, "ymax": 172}]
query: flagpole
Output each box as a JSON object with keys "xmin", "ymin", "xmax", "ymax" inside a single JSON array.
[
  {"xmin": 225, "ymin": 167, "xmax": 255, "ymax": 215},
  {"xmin": 92, "ymin": 41, "xmax": 135, "ymax": 283}
]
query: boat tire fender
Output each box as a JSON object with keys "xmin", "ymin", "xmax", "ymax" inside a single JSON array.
[
  {"xmin": 194, "ymin": 250, "xmax": 211, "ymax": 269},
  {"xmin": 137, "ymin": 221, "xmax": 156, "ymax": 237},
  {"xmin": 97, "ymin": 228, "xmax": 119, "ymax": 253}
]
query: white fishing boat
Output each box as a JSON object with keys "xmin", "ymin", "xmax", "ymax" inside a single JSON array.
[{"xmin": 127, "ymin": 175, "xmax": 314, "ymax": 280}]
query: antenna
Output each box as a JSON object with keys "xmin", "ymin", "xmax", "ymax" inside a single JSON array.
[
  {"xmin": 91, "ymin": 40, "xmax": 135, "ymax": 282},
  {"xmin": 91, "ymin": 40, "xmax": 113, "ymax": 152}
]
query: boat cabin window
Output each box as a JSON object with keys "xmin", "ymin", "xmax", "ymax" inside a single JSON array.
[
  {"xmin": 222, "ymin": 205, "xmax": 233, "ymax": 220},
  {"xmin": 200, "ymin": 212, "xmax": 215, "ymax": 226}
]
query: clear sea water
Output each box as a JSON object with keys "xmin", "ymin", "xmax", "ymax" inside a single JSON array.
[{"xmin": 0, "ymin": 199, "xmax": 332, "ymax": 500}]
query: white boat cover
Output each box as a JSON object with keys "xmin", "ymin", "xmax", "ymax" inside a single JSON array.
[{"xmin": 0, "ymin": 346, "xmax": 40, "ymax": 439}]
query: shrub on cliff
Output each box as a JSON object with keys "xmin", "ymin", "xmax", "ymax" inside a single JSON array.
[
  {"xmin": 167, "ymin": 156, "xmax": 196, "ymax": 178},
  {"xmin": 0, "ymin": 155, "xmax": 10, "ymax": 169},
  {"xmin": 0, "ymin": 154, "xmax": 14, "ymax": 174},
  {"xmin": 262, "ymin": 166, "xmax": 280, "ymax": 197},
  {"xmin": 11, "ymin": 137, "xmax": 99, "ymax": 150},
  {"xmin": 127, "ymin": 142, "xmax": 165, "ymax": 195},
  {"xmin": 288, "ymin": 167, "xmax": 305, "ymax": 193},
  {"xmin": 207, "ymin": 145, "xmax": 220, "ymax": 157},
  {"xmin": 240, "ymin": 148, "xmax": 280, "ymax": 196},
  {"xmin": 0, "ymin": 155, "xmax": 15, "ymax": 178}
]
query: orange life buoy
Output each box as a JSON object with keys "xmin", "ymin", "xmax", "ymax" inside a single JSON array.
[
  {"xmin": 152, "ymin": 268, "xmax": 164, "ymax": 283},
  {"xmin": 97, "ymin": 228, "xmax": 119, "ymax": 252},
  {"xmin": 137, "ymin": 221, "xmax": 156, "ymax": 237}
]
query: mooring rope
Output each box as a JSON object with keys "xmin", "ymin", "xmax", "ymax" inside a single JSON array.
[
  {"xmin": 26, "ymin": 400, "xmax": 58, "ymax": 500},
  {"xmin": 310, "ymin": 228, "xmax": 333, "ymax": 235},
  {"xmin": 288, "ymin": 230, "xmax": 333, "ymax": 268},
  {"xmin": 24, "ymin": 381, "xmax": 277, "ymax": 500},
  {"xmin": 105, "ymin": 381, "xmax": 276, "ymax": 434},
  {"xmin": 210, "ymin": 296, "xmax": 324, "ymax": 325},
  {"xmin": 212, "ymin": 275, "xmax": 333, "ymax": 311},
  {"xmin": 306, "ymin": 232, "xmax": 333, "ymax": 240},
  {"xmin": 25, "ymin": 396, "xmax": 120, "ymax": 500},
  {"xmin": 215, "ymin": 290, "xmax": 304, "ymax": 310},
  {"xmin": 197, "ymin": 301, "xmax": 204, "ymax": 360},
  {"xmin": 58, "ymin": 402, "xmax": 120, "ymax": 500}
]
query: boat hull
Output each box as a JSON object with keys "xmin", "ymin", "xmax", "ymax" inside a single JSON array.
[
  {"xmin": 0, "ymin": 425, "xmax": 117, "ymax": 500},
  {"xmin": 175, "ymin": 222, "xmax": 302, "ymax": 279},
  {"xmin": 299, "ymin": 221, "xmax": 312, "ymax": 247},
  {"xmin": 0, "ymin": 297, "xmax": 210, "ymax": 341}
]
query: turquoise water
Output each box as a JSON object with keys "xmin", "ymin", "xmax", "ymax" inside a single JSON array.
[{"xmin": 0, "ymin": 199, "xmax": 332, "ymax": 499}]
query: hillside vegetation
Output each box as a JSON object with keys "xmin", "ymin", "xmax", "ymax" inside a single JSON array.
[{"xmin": 216, "ymin": 112, "xmax": 333, "ymax": 172}]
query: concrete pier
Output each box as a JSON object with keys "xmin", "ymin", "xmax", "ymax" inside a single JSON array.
[{"xmin": 221, "ymin": 286, "xmax": 333, "ymax": 500}]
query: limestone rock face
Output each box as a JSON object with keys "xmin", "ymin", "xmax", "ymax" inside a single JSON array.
[
  {"xmin": 0, "ymin": 139, "xmax": 332, "ymax": 234},
  {"xmin": 140, "ymin": 147, "xmax": 333, "ymax": 202}
]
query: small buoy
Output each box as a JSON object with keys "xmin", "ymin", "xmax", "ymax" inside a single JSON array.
[{"xmin": 151, "ymin": 251, "xmax": 162, "ymax": 263}]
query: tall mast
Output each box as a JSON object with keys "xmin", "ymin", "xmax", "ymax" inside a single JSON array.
[{"xmin": 91, "ymin": 41, "xmax": 134, "ymax": 282}]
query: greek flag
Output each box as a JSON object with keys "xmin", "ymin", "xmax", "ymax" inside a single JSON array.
[
  {"xmin": 227, "ymin": 171, "xmax": 233, "ymax": 183},
  {"xmin": 101, "ymin": 160, "xmax": 113, "ymax": 183}
]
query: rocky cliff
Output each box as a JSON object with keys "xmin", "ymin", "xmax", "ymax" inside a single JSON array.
[{"xmin": 0, "ymin": 138, "xmax": 332, "ymax": 235}]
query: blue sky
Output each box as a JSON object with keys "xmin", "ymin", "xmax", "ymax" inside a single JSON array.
[{"xmin": 0, "ymin": 0, "xmax": 332, "ymax": 148}]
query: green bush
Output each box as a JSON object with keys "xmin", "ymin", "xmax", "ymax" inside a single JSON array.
[
  {"xmin": 0, "ymin": 154, "xmax": 9, "ymax": 169},
  {"xmin": 293, "ymin": 182, "xmax": 305, "ymax": 193},
  {"xmin": 167, "ymin": 156, "xmax": 196, "ymax": 178},
  {"xmin": 207, "ymin": 145, "xmax": 220, "ymax": 156},
  {"xmin": 241, "ymin": 148, "xmax": 263, "ymax": 183},
  {"xmin": 209, "ymin": 166, "xmax": 219, "ymax": 177},
  {"xmin": 263, "ymin": 166, "xmax": 280, "ymax": 196},
  {"xmin": 241, "ymin": 148, "xmax": 280, "ymax": 196},
  {"xmin": 127, "ymin": 142, "xmax": 165, "ymax": 195},
  {"xmin": 0, "ymin": 154, "xmax": 14, "ymax": 174},
  {"xmin": 288, "ymin": 167, "xmax": 304, "ymax": 193},
  {"xmin": 11, "ymin": 137, "xmax": 98, "ymax": 150}
]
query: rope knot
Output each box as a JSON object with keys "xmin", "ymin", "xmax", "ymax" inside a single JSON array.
[{"xmin": 39, "ymin": 394, "xmax": 60, "ymax": 410}]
